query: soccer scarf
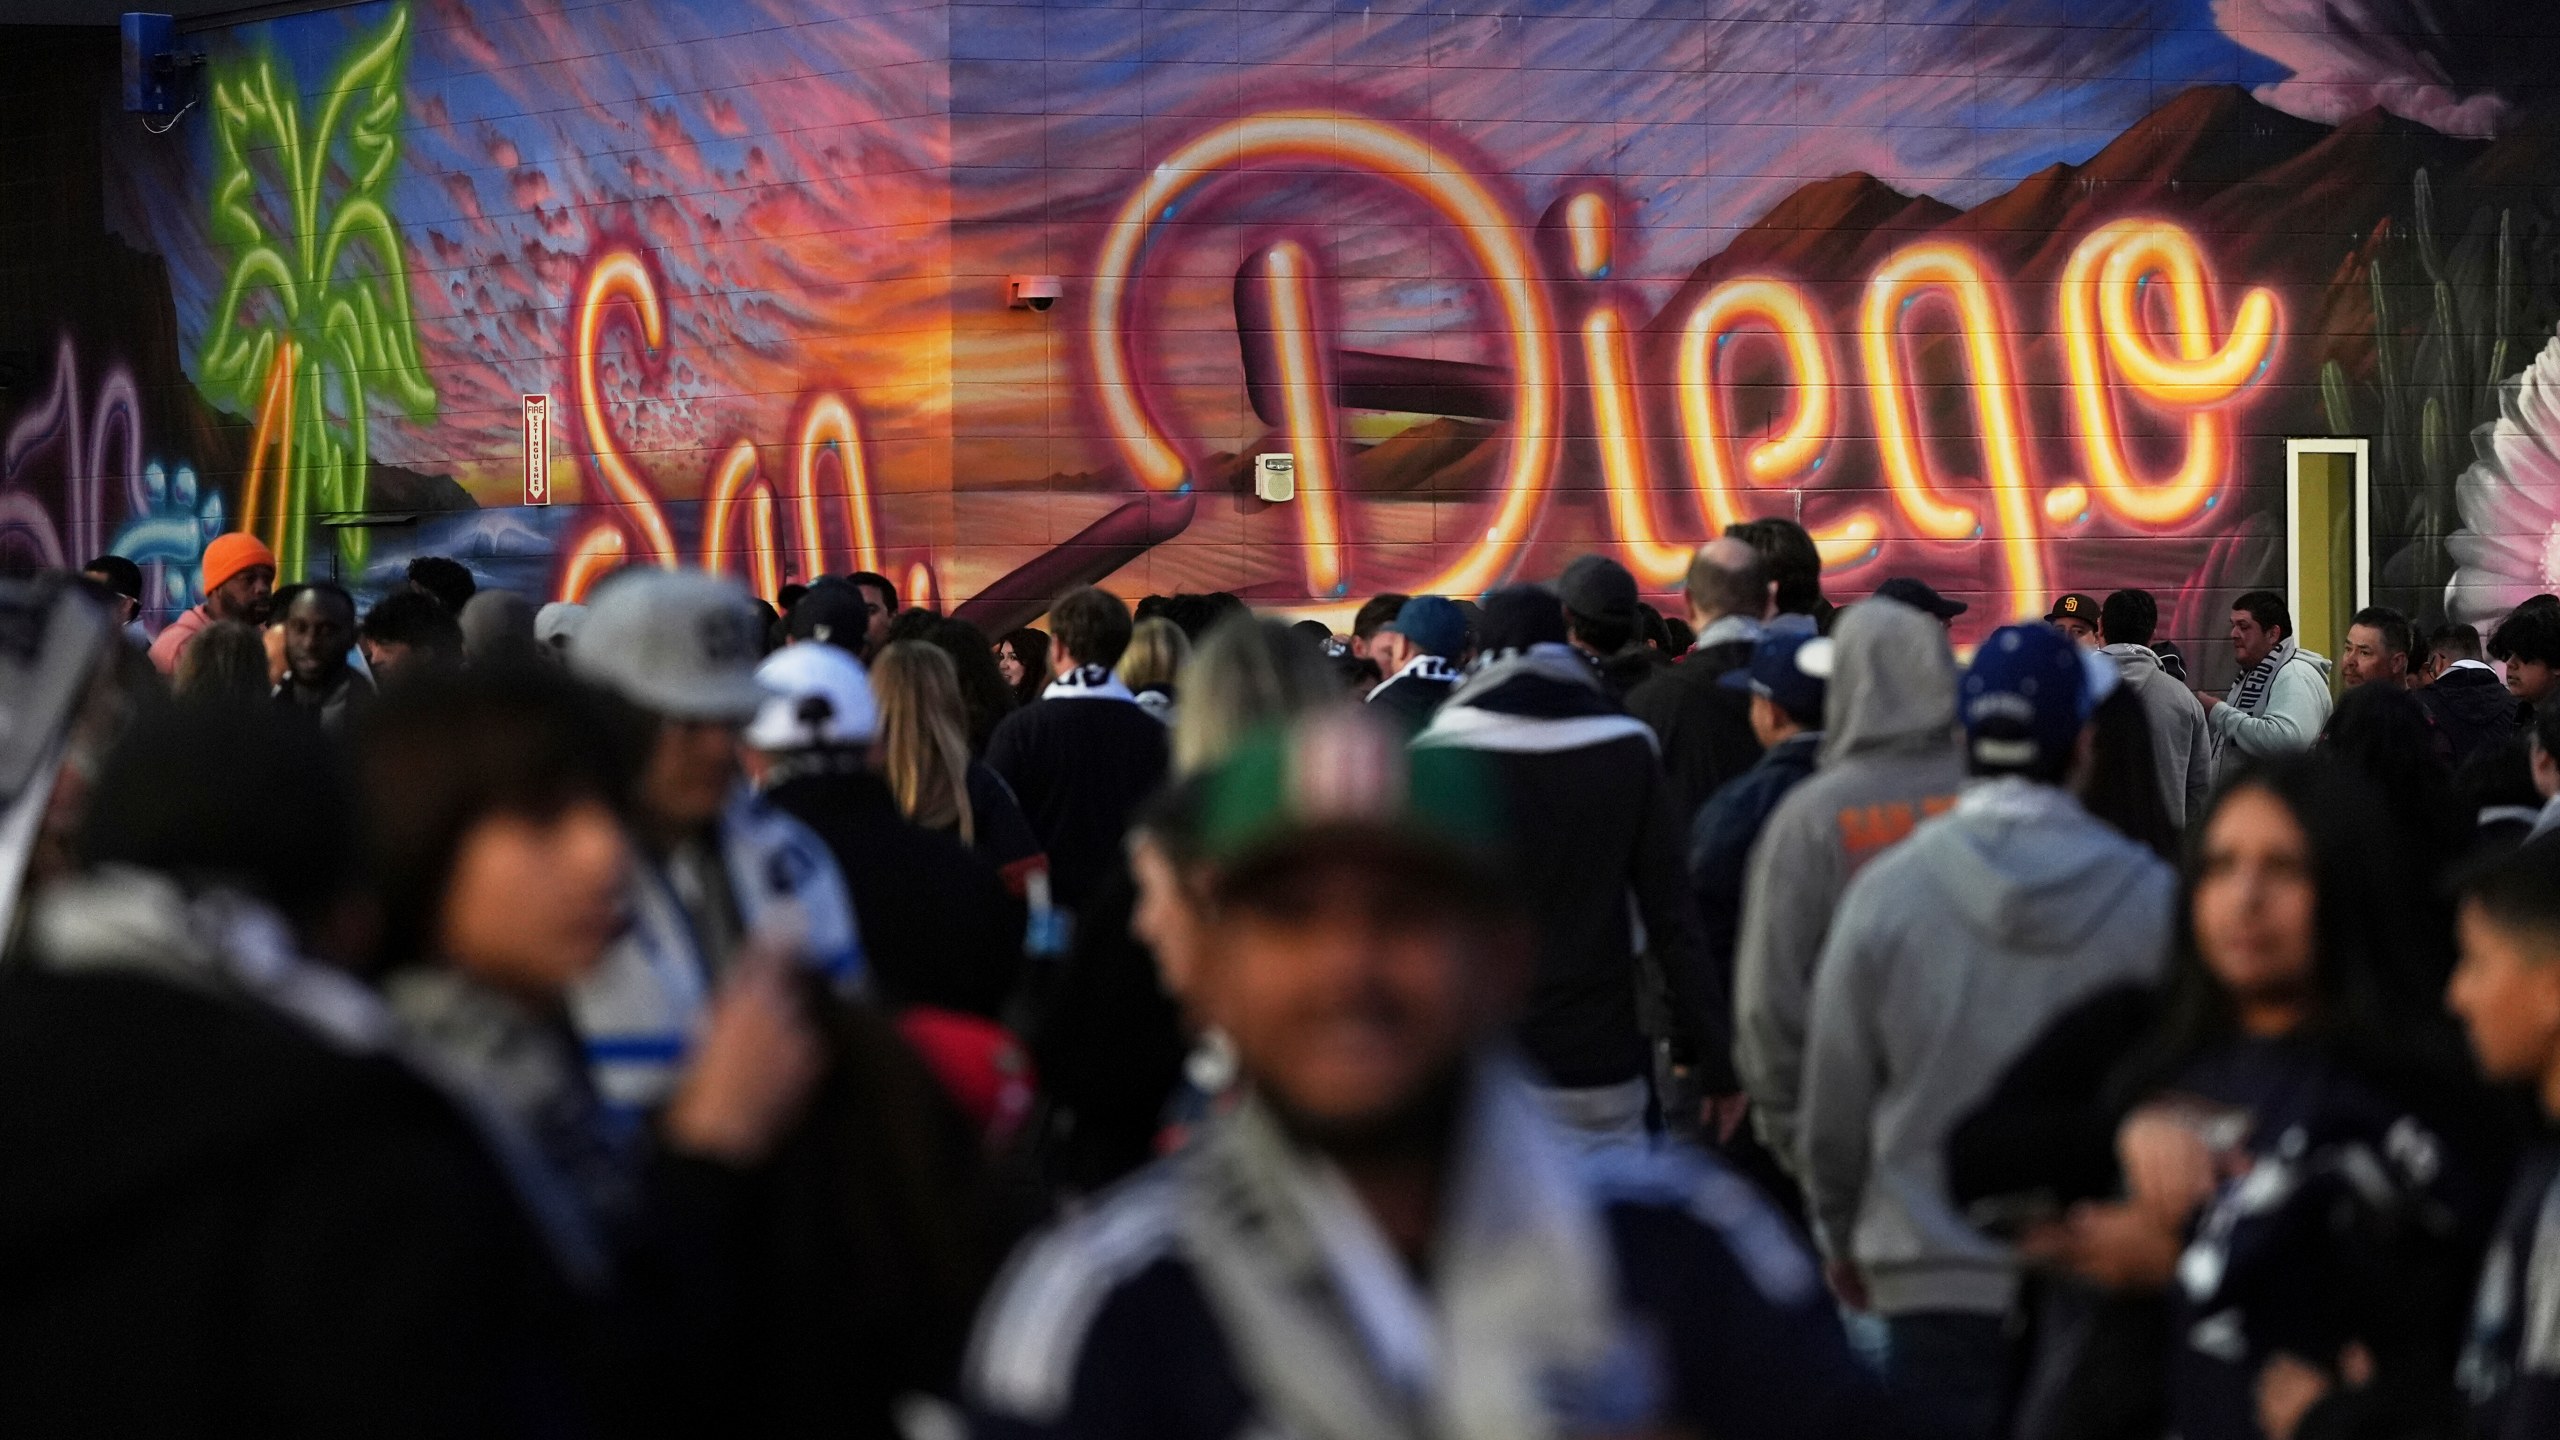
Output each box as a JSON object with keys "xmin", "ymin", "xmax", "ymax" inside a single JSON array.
[
  {"xmin": 1378, "ymin": 653, "xmax": 1464, "ymax": 688},
  {"xmin": 1415, "ymin": 643, "xmax": 1656, "ymax": 756},
  {"xmin": 1180, "ymin": 1062, "xmax": 1646, "ymax": 1440},
  {"xmin": 1044, "ymin": 664, "xmax": 1136, "ymax": 702},
  {"xmin": 2230, "ymin": 636, "xmax": 2299, "ymax": 717},
  {"xmin": 571, "ymin": 787, "xmax": 863, "ymax": 1116}
]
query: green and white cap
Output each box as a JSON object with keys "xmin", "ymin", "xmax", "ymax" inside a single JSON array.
[{"xmin": 1197, "ymin": 708, "xmax": 1501, "ymax": 890}]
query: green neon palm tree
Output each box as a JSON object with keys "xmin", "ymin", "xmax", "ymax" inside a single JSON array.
[{"xmin": 198, "ymin": 4, "xmax": 436, "ymax": 580}]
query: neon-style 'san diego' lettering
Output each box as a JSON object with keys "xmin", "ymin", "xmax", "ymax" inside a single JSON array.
[
  {"xmin": 1259, "ymin": 242, "xmax": 1348, "ymax": 596},
  {"xmin": 1089, "ymin": 111, "xmax": 1559, "ymax": 600},
  {"xmin": 573, "ymin": 251, "xmax": 678, "ymax": 568},
  {"xmin": 2062, "ymin": 220, "xmax": 2280, "ymax": 526},
  {"xmin": 1860, "ymin": 243, "xmax": 2049, "ymax": 619}
]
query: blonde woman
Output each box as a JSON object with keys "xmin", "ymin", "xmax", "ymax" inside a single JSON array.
[
  {"xmin": 870, "ymin": 641, "xmax": 1046, "ymax": 894},
  {"xmin": 1116, "ymin": 616, "xmax": 1190, "ymax": 726},
  {"xmin": 1169, "ymin": 616, "xmax": 1342, "ymax": 776}
]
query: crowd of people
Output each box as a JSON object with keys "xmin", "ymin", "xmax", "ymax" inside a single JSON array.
[{"xmin": 9, "ymin": 518, "xmax": 2560, "ymax": 1439}]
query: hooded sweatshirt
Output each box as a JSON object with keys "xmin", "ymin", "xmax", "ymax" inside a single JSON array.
[
  {"xmin": 2211, "ymin": 639, "xmax": 2332, "ymax": 783},
  {"xmin": 1732, "ymin": 598, "xmax": 1965, "ymax": 1167},
  {"xmin": 1416, "ymin": 644, "xmax": 1714, "ymax": 1089},
  {"xmin": 2416, "ymin": 660, "xmax": 2521, "ymax": 772},
  {"xmin": 2102, "ymin": 642, "xmax": 2214, "ymax": 829},
  {"xmin": 1797, "ymin": 779, "xmax": 2176, "ymax": 1315}
]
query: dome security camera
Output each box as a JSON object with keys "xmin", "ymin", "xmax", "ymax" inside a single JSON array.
[{"xmin": 1008, "ymin": 275, "xmax": 1063, "ymax": 312}]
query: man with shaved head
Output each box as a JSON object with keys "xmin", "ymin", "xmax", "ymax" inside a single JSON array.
[{"xmin": 1628, "ymin": 536, "xmax": 1772, "ymax": 822}]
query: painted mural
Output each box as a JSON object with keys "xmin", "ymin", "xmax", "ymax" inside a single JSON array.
[{"xmin": 5, "ymin": 0, "xmax": 2555, "ymax": 674}]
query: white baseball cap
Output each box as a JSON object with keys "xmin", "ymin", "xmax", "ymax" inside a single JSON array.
[
  {"xmin": 534, "ymin": 600, "xmax": 587, "ymax": 649},
  {"xmin": 746, "ymin": 642, "xmax": 878, "ymax": 751}
]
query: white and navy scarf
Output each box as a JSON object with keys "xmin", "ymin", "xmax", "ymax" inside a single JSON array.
[
  {"xmin": 1180, "ymin": 1060, "xmax": 1655, "ymax": 1440},
  {"xmin": 571, "ymin": 786, "xmax": 863, "ymax": 1117},
  {"xmin": 1045, "ymin": 664, "xmax": 1136, "ymax": 702},
  {"xmin": 1415, "ymin": 643, "xmax": 1657, "ymax": 756},
  {"xmin": 2229, "ymin": 636, "xmax": 2299, "ymax": 718},
  {"xmin": 1376, "ymin": 653, "xmax": 1463, "ymax": 689}
]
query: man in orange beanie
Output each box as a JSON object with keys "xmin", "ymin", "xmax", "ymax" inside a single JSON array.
[{"xmin": 149, "ymin": 532, "xmax": 276, "ymax": 676}]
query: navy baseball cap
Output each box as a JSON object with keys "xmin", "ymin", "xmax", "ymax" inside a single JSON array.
[
  {"xmin": 1382, "ymin": 595, "xmax": 1467, "ymax": 659},
  {"xmin": 1960, "ymin": 623, "xmax": 2120, "ymax": 771},
  {"xmin": 1720, "ymin": 630, "xmax": 1833, "ymax": 726},
  {"xmin": 1874, "ymin": 576, "xmax": 1967, "ymax": 621}
]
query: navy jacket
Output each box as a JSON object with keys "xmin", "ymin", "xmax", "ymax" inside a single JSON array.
[
  {"xmin": 2467, "ymin": 1135, "xmax": 2560, "ymax": 1438},
  {"xmin": 1688, "ymin": 731, "xmax": 1821, "ymax": 1077},
  {"xmin": 2418, "ymin": 665, "xmax": 2522, "ymax": 774},
  {"xmin": 1365, "ymin": 670, "xmax": 1457, "ymax": 737},
  {"xmin": 968, "ymin": 1145, "xmax": 1886, "ymax": 1440},
  {"xmin": 2164, "ymin": 1036, "xmax": 2496, "ymax": 1440}
]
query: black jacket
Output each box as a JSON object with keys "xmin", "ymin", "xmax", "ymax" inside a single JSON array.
[
  {"xmin": 2468, "ymin": 1134, "xmax": 2560, "ymax": 1439},
  {"xmin": 1628, "ymin": 638, "xmax": 1763, "ymax": 823},
  {"xmin": 2417, "ymin": 665, "xmax": 2521, "ymax": 774},
  {"xmin": 765, "ymin": 768, "xmax": 1023, "ymax": 1018},
  {"xmin": 689, "ymin": 998, "xmax": 1011, "ymax": 1440},
  {"xmin": 1489, "ymin": 734, "xmax": 1710, "ymax": 1086},
  {"xmin": 1422, "ymin": 652, "xmax": 1716, "ymax": 1089},
  {"xmin": 1019, "ymin": 857, "xmax": 1190, "ymax": 1196},
  {"xmin": 2161, "ymin": 1036, "xmax": 2501, "ymax": 1440},
  {"xmin": 1591, "ymin": 639, "xmax": 1671, "ymax": 704},
  {"xmin": 0, "ymin": 968, "xmax": 583, "ymax": 1439},
  {"xmin": 985, "ymin": 697, "xmax": 1169, "ymax": 913},
  {"xmin": 1364, "ymin": 670, "xmax": 1457, "ymax": 736}
]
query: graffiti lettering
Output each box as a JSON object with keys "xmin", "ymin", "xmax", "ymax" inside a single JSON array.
[
  {"xmin": 1861, "ymin": 244, "xmax": 2051, "ymax": 618},
  {"xmin": 569, "ymin": 251, "xmax": 678, "ymax": 570},
  {"xmin": 1099, "ymin": 112, "xmax": 2277, "ymax": 615},
  {"xmin": 1257, "ymin": 242, "xmax": 1349, "ymax": 596},
  {"xmin": 1089, "ymin": 111, "xmax": 1562, "ymax": 601},
  {"xmin": 1675, "ymin": 278, "xmax": 1879, "ymax": 580},
  {"xmin": 561, "ymin": 248, "xmax": 897, "ymax": 603},
  {"xmin": 2, "ymin": 335, "xmax": 142, "ymax": 567},
  {"xmin": 2062, "ymin": 219, "xmax": 2281, "ymax": 527}
]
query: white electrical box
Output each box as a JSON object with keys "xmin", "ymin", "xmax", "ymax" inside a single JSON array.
[{"xmin": 1254, "ymin": 453, "xmax": 1296, "ymax": 503}]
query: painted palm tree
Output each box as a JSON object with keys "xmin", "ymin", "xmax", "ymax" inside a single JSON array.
[{"xmin": 198, "ymin": 4, "xmax": 436, "ymax": 581}]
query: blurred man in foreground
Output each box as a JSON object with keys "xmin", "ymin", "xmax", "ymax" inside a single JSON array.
[{"xmin": 967, "ymin": 710, "xmax": 1881, "ymax": 1440}]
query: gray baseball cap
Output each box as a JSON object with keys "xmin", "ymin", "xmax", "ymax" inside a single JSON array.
[{"xmin": 570, "ymin": 569, "xmax": 771, "ymax": 722}]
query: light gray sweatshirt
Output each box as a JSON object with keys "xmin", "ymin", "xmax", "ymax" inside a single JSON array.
[
  {"xmin": 1797, "ymin": 778, "xmax": 2175, "ymax": 1317},
  {"xmin": 2211, "ymin": 643, "xmax": 2332, "ymax": 784},
  {"xmin": 1732, "ymin": 599, "xmax": 1965, "ymax": 1169}
]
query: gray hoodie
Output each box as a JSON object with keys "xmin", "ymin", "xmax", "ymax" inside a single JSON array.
[
  {"xmin": 1732, "ymin": 599, "xmax": 1965, "ymax": 1168},
  {"xmin": 1797, "ymin": 779, "xmax": 2175, "ymax": 1316},
  {"xmin": 2102, "ymin": 642, "xmax": 2213, "ymax": 830}
]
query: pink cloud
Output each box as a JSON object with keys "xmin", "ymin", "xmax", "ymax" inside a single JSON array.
[{"xmin": 2215, "ymin": 0, "xmax": 2512, "ymax": 138}]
